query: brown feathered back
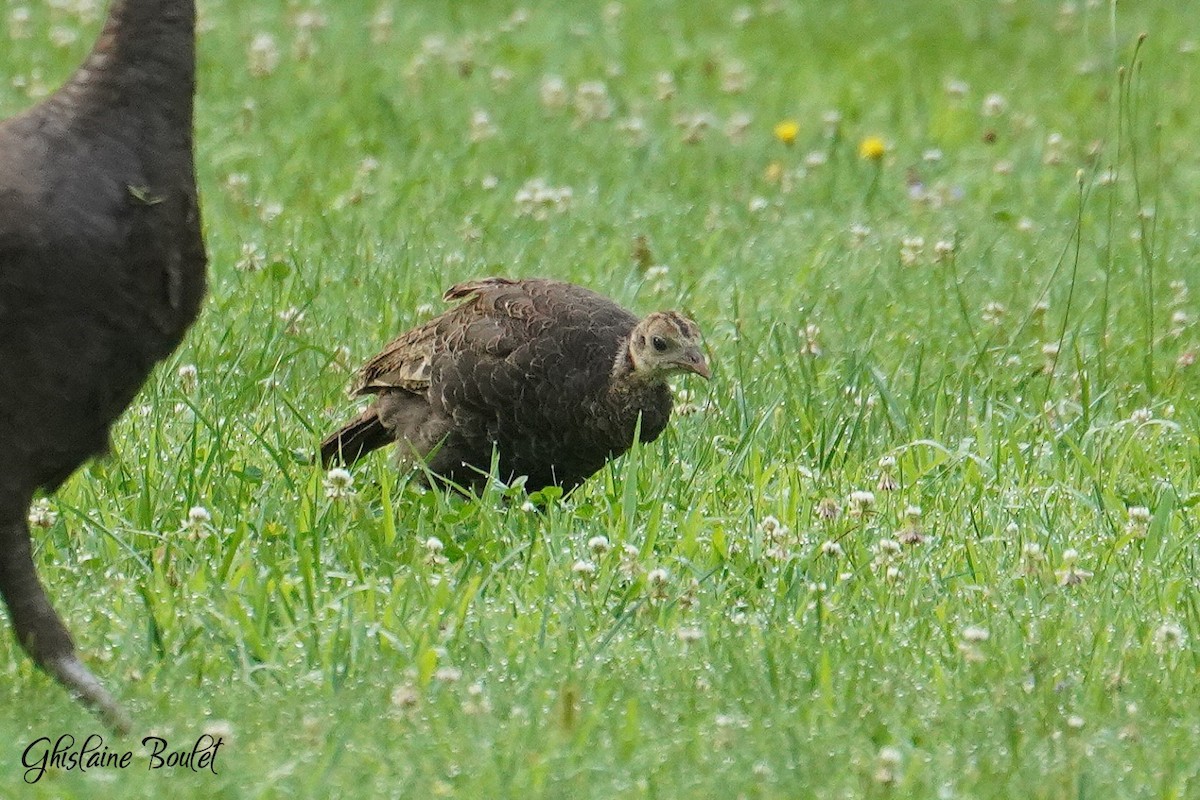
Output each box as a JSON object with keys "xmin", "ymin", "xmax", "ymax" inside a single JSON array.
[
  {"xmin": 321, "ymin": 278, "xmax": 699, "ymax": 493},
  {"xmin": 0, "ymin": 0, "xmax": 205, "ymax": 731}
]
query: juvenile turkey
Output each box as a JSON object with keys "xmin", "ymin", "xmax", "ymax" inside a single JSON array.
[
  {"xmin": 0, "ymin": 0, "xmax": 206, "ymax": 731},
  {"xmin": 321, "ymin": 277, "xmax": 709, "ymax": 493}
]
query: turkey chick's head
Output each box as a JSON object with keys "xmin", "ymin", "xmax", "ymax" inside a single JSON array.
[{"xmin": 627, "ymin": 311, "xmax": 710, "ymax": 380}]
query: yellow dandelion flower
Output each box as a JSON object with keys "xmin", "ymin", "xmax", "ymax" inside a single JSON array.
[
  {"xmin": 859, "ymin": 136, "xmax": 887, "ymax": 161},
  {"xmin": 773, "ymin": 120, "xmax": 799, "ymax": 145}
]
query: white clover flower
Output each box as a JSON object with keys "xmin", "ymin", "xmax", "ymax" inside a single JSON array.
[
  {"xmin": 647, "ymin": 567, "xmax": 669, "ymax": 587},
  {"xmin": 293, "ymin": 10, "xmax": 328, "ymax": 32},
  {"xmin": 725, "ymin": 111, "xmax": 753, "ymax": 144},
  {"xmin": 224, "ymin": 172, "xmax": 250, "ymax": 201},
  {"xmin": 876, "ymin": 538, "xmax": 901, "ymax": 556},
  {"xmin": 848, "ymin": 490, "xmax": 876, "ymax": 517},
  {"xmin": 962, "ymin": 625, "xmax": 990, "ymax": 643},
  {"xmin": 370, "ymin": 7, "xmax": 394, "ymax": 43},
  {"xmin": 539, "ymin": 75, "xmax": 568, "ymax": 109},
  {"xmin": 820, "ymin": 540, "xmax": 843, "ymax": 557},
  {"xmin": 49, "ymin": 26, "xmax": 79, "ymax": 48},
  {"xmin": 897, "ymin": 504, "xmax": 925, "ymax": 544},
  {"xmin": 944, "ymin": 78, "xmax": 969, "ymax": 97},
  {"xmin": 514, "ymin": 178, "xmax": 573, "ymax": 219},
  {"xmin": 201, "ymin": 719, "xmax": 235, "ymax": 743},
  {"xmin": 1129, "ymin": 407, "xmax": 1153, "ymax": 425},
  {"xmin": 801, "ymin": 323, "xmax": 822, "ymax": 357},
  {"xmin": 433, "ymin": 666, "xmax": 462, "ymax": 683},
  {"xmin": 323, "ymin": 467, "xmax": 355, "ymax": 500},
  {"xmin": 1154, "ymin": 620, "xmax": 1185, "ymax": 652},
  {"xmin": 676, "ymin": 626, "xmax": 703, "ymax": 643},
  {"xmin": 574, "ymin": 80, "xmax": 614, "ymax": 122},
  {"xmin": 28, "ymin": 498, "xmax": 58, "ymax": 529},
  {"xmin": 1128, "ymin": 506, "xmax": 1152, "ymax": 524},
  {"xmin": 8, "ymin": 7, "xmax": 32, "ymax": 40},
  {"xmin": 1170, "ymin": 279, "xmax": 1189, "ymax": 304},
  {"xmin": 758, "ymin": 515, "xmax": 782, "ymax": 535},
  {"xmin": 501, "ymin": 8, "xmax": 529, "ymax": 30},
  {"xmin": 815, "ymin": 497, "xmax": 840, "ymax": 520},
  {"xmin": 1125, "ymin": 506, "xmax": 1152, "ymax": 538},
  {"xmin": 617, "ymin": 116, "xmax": 648, "ymax": 145},
  {"xmin": 1043, "ymin": 132, "xmax": 1066, "ymax": 165},
  {"xmin": 874, "ymin": 745, "xmax": 902, "ymax": 784},
  {"xmin": 899, "ymin": 236, "xmax": 925, "ymax": 266},
  {"xmin": 803, "ymin": 150, "xmax": 828, "ymax": 168},
  {"xmin": 468, "ymin": 108, "xmax": 498, "ymax": 143},
  {"xmin": 654, "ymin": 71, "xmax": 676, "ymax": 102},
  {"xmin": 235, "ymin": 242, "xmax": 264, "ymax": 272},
  {"xmin": 183, "ymin": 505, "xmax": 212, "ymax": 539},
  {"xmin": 876, "ymin": 456, "xmax": 898, "ymax": 492},
  {"xmin": 259, "ymin": 201, "xmax": 283, "ymax": 224},
  {"xmin": 981, "ymin": 301, "xmax": 1006, "ymax": 325},
  {"xmin": 571, "ymin": 559, "xmax": 597, "ymax": 577},
  {"xmin": 248, "ymin": 32, "xmax": 281, "ymax": 77},
  {"xmin": 391, "ymin": 684, "xmax": 420, "ymax": 709},
  {"xmin": 587, "ymin": 535, "xmax": 611, "ymax": 555},
  {"xmin": 719, "ymin": 60, "xmax": 748, "ymax": 94},
  {"xmin": 462, "ymin": 681, "xmax": 492, "ymax": 715},
  {"xmin": 677, "ymin": 111, "xmax": 717, "ymax": 144},
  {"xmin": 1055, "ymin": 548, "xmax": 1092, "ymax": 586},
  {"xmin": 849, "ymin": 223, "xmax": 872, "ymax": 244},
  {"xmin": 278, "ymin": 306, "xmax": 305, "ymax": 335},
  {"xmin": 490, "ymin": 66, "xmax": 514, "ymax": 90},
  {"xmin": 1022, "ymin": 541, "xmax": 1043, "ymax": 562},
  {"xmin": 981, "ymin": 92, "xmax": 1007, "ymax": 116}
]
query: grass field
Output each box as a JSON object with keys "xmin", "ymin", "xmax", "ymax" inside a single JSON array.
[{"xmin": 3, "ymin": 0, "xmax": 1200, "ymax": 796}]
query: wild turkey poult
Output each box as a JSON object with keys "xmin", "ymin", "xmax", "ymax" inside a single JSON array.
[
  {"xmin": 0, "ymin": 0, "xmax": 205, "ymax": 731},
  {"xmin": 321, "ymin": 278, "xmax": 709, "ymax": 493}
]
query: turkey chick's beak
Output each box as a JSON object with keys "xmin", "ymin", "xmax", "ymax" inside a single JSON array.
[{"xmin": 675, "ymin": 347, "xmax": 711, "ymax": 379}]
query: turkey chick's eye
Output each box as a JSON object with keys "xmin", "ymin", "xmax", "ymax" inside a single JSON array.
[{"xmin": 652, "ymin": 336, "xmax": 668, "ymax": 352}]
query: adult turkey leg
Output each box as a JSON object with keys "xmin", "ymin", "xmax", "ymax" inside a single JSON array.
[
  {"xmin": 0, "ymin": 512, "xmax": 131, "ymax": 733},
  {"xmin": 0, "ymin": 0, "xmax": 204, "ymax": 733}
]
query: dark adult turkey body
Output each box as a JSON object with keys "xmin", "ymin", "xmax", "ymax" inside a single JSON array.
[
  {"xmin": 322, "ymin": 278, "xmax": 709, "ymax": 494},
  {"xmin": 0, "ymin": 0, "xmax": 205, "ymax": 731}
]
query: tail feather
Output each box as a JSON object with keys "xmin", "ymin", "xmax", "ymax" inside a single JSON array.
[{"xmin": 320, "ymin": 405, "xmax": 392, "ymax": 467}]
